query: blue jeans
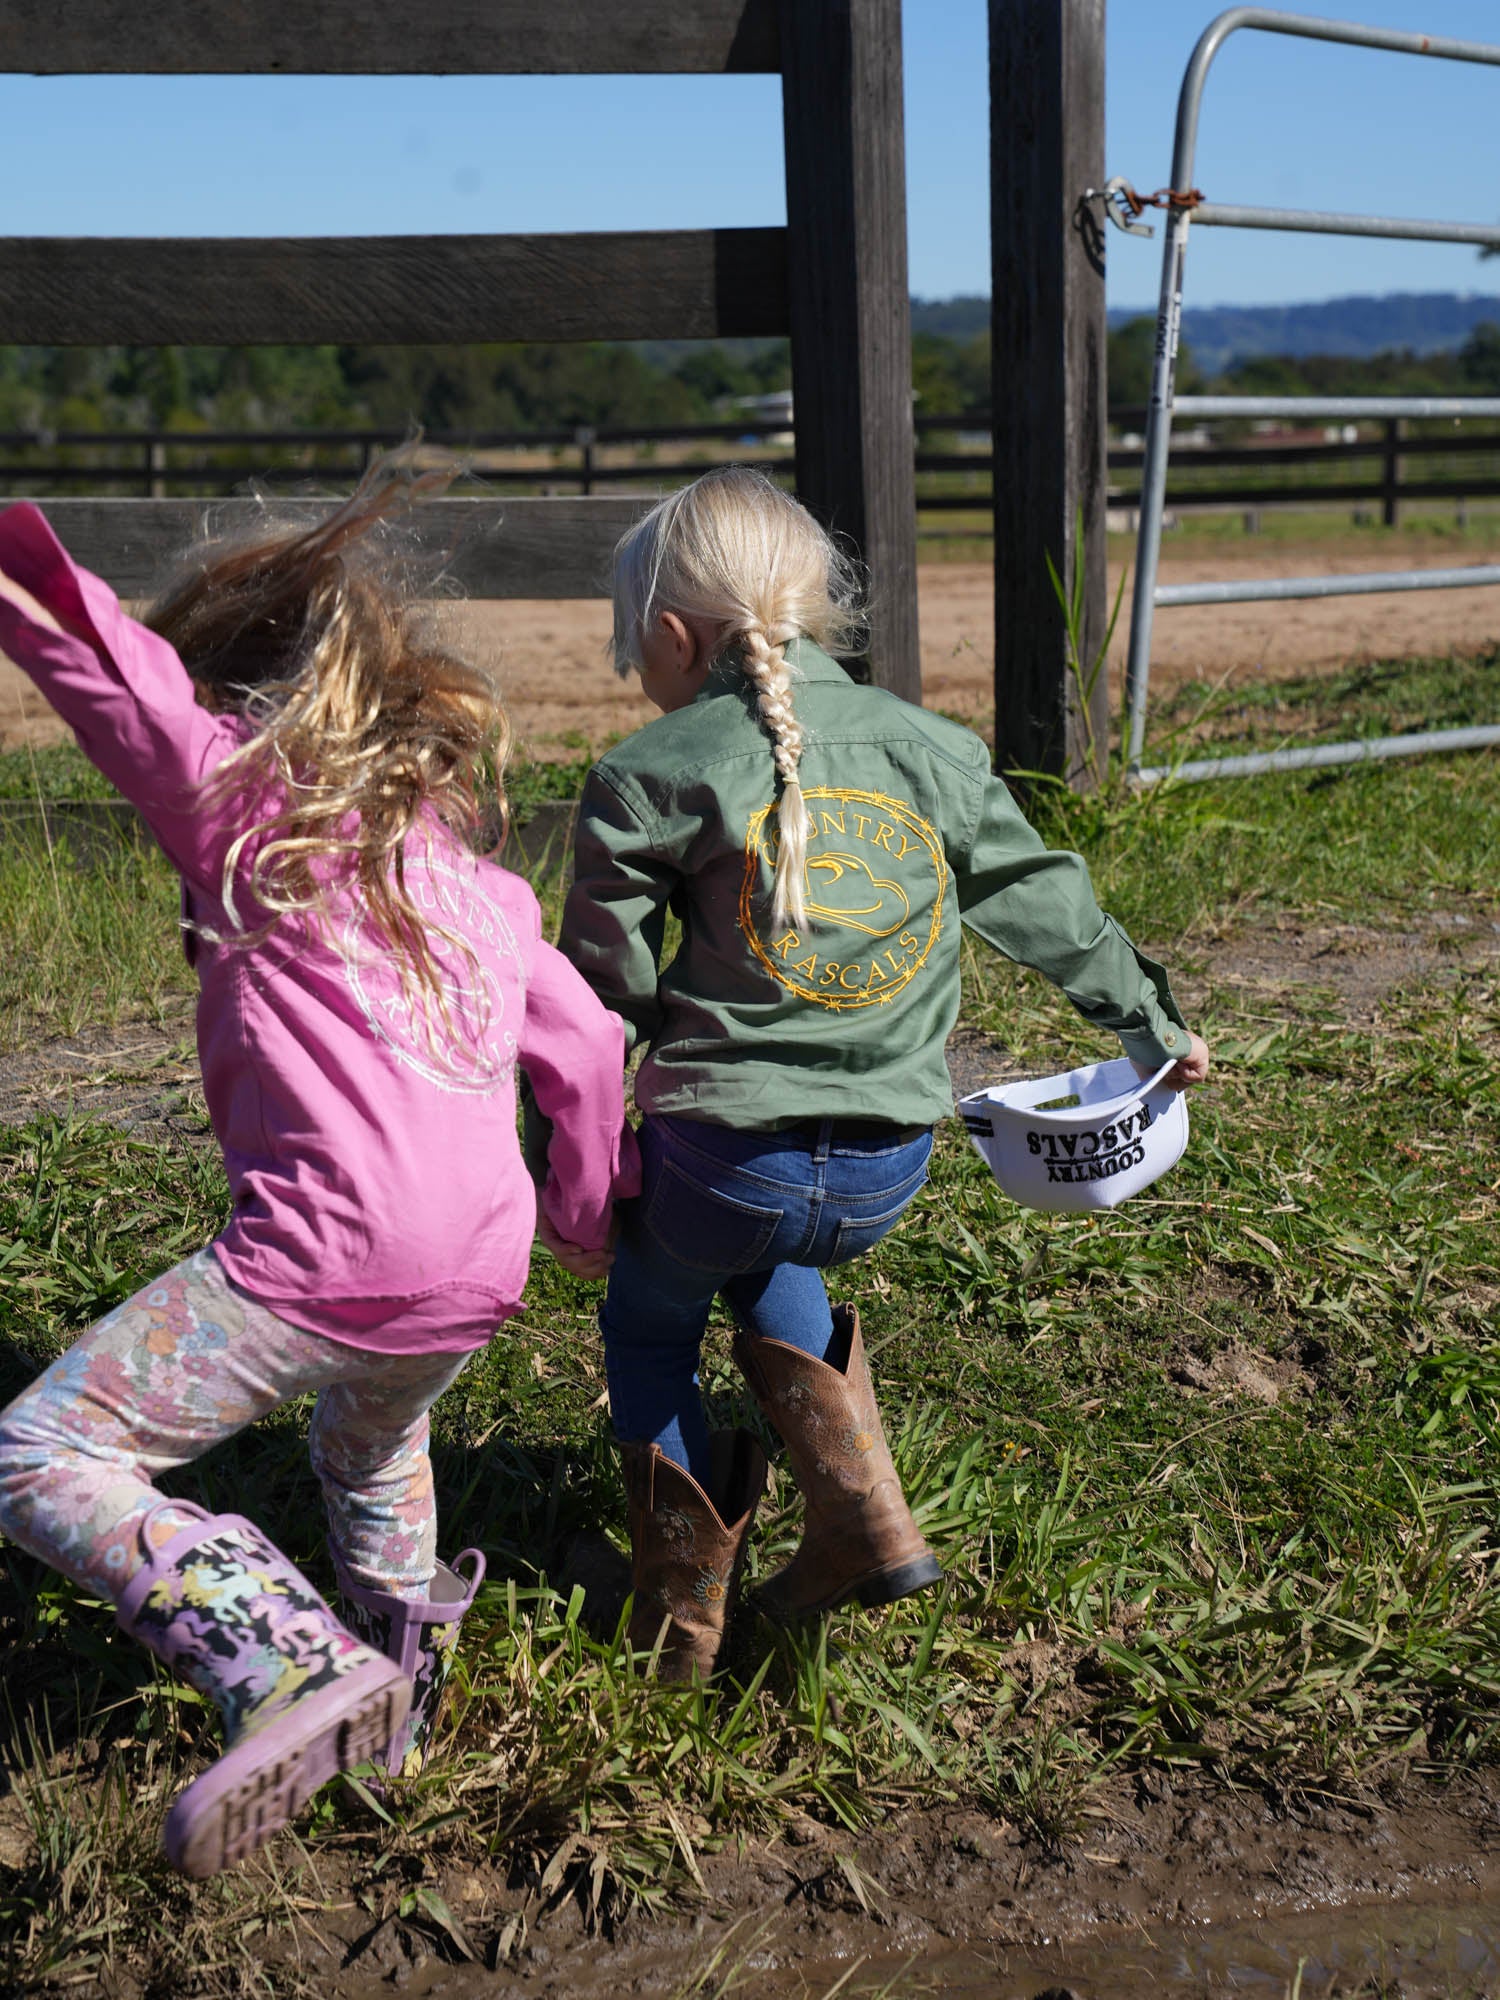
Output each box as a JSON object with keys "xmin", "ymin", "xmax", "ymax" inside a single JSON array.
[{"xmin": 599, "ymin": 1114, "xmax": 933, "ymax": 1482}]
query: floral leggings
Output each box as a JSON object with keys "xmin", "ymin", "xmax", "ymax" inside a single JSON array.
[{"xmin": 0, "ymin": 1247, "xmax": 470, "ymax": 1609}]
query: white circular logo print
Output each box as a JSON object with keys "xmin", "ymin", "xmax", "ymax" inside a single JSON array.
[{"xmin": 340, "ymin": 859, "xmax": 521, "ymax": 1095}]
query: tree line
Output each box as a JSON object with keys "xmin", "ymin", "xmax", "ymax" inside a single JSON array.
[
  {"xmin": 0, "ymin": 341, "xmax": 791, "ymax": 436},
  {"xmin": 3, "ymin": 319, "xmax": 1499, "ymax": 437}
]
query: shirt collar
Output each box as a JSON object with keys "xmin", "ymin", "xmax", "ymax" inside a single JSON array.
[{"xmin": 690, "ymin": 636, "xmax": 853, "ymax": 707}]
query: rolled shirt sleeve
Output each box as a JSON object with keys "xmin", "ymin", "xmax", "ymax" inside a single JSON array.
[{"xmin": 951, "ymin": 753, "xmax": 1190, "ymax": 1069}]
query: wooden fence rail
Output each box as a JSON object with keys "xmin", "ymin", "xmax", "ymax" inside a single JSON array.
[{"xmin": 3, "ymin": 413, "xmax": 1500, "ymax": 531}]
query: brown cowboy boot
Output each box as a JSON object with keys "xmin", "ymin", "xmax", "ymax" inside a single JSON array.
[
  {"xmin": 734, "ymin": 1306, "xmax": 941, "ymax": 1622},
  {"xmin": 620, "ymin": 1428, "xmax": 767, "ymax": 1682}
]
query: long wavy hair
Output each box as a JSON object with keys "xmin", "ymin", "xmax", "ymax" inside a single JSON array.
[
  {"xmin": 146, "ymin": 450, "xmax": 507, "ymax": 1002},
  {"xmin": 611, "ymin": 467, "xmax": 866, "ymax": 929}
]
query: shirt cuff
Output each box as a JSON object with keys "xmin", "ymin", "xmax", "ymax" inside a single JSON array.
[
  {"xmin": 1117, "ymin": 1018, "xmax": 1190, "ymax": 1068},
  {"xmin": 1114, "ymin": 941, "xmax": 1192, "ymax": 1067}
]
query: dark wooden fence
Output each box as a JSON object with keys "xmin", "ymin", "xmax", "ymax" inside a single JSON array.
[
  {"xmin": 4, "ymin": 412, "xmax": 1498, "ymax": 533},
  {"xmin": 0, "ymin": 0, "xmax": 920, "ymax": 698}
]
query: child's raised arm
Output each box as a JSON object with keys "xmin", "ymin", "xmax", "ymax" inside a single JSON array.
[{"xmin": 0, "ymin": 503, "xmax": 244, "ymax": 889}]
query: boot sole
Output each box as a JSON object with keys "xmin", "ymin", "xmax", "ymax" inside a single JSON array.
[
  {"xmin": 757, "ymin": 1550, "xmax": 943, "ymax": 1623},
  {"xmin": 853, "ymin": 1551, "xmax": 944, "ymax": 1609},
  {"xmin": 163, "ymin": 1659, "xmax": 410, "ymax": 1879}
]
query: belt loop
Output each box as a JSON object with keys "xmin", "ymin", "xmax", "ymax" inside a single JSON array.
[{"xmin": 812, "ymin": 1117, "xmax": 833, "ymax": 1165}]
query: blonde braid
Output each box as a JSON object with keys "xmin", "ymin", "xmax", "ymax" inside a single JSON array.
[
  {"xmin": 740, "ymin": 623, "xmax": 811, "ymax": 930},
  {"xmin": 610, "ymin": 466, "xmax": 870, "ymax": 934}
]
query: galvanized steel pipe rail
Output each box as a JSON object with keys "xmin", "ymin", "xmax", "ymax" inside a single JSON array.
[{"xmin": 1122, "ymin": 8, "xmax": 1500, "ymax": 785}]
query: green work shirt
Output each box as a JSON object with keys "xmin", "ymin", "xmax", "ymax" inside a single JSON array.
[{"xmin": 559, "ymin": 641, "xmax": 1189, "ymax": 1130}]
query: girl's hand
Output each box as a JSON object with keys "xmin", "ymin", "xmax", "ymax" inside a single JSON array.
[
  {"xmin": 536, "ymin": 1209, "xmax": 616, "ymax": 1282},
  {"xmin": 1139, "ymin": 1032, "xmax": 1210, "ymax": 1092}
]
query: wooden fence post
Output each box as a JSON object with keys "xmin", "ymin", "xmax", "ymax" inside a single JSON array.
[
  {"xmin": 781, "ymin": 0, "xmax": 921, "ymax": 701},
  {"xmin": 575, "ymin": 425, "xmax": 596, "ymax": 496},
  {"xmin": 1381, "ymin": 416, "xmax": 1404, "ymax": 528},
  {"xmin": 990, "ymin": 0, "xmax": 1110, "ymax": 784}
]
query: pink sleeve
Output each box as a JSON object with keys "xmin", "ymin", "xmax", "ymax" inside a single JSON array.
[
  {"xmin": 0, "ymin": 502, "xmax": 243, "ymax": 887},
  {"xmin": 519, "ymin": 929, "xmax": 640, "ymax": 1250}
]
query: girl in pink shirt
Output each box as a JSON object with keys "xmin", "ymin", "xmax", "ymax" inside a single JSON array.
[{"xmin": 0, "ymin": 462, "xmax": 636, "ymax": 1879}]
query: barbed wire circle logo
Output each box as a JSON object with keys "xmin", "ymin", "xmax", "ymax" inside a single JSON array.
[
  {"xmin": 739, "ymin": 786, "xmax": 945, "ymax": 1010},
  {"xmin": 341, "ymin": 858, "xmax": 521, "ymax": 1094}
]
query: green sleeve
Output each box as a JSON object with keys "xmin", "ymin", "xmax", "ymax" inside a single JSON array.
[
  {"xmin": 558, "ymin": 765, "xmax": 675, "ymax": 1058},
  {"xmin": 951, "ymin": 757, "xmax": 1191, "ymax": 1068}
]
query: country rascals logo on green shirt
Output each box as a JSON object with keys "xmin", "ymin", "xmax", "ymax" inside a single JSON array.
[{"xmin": 739, "ymin": 787, "xmax": 945, "ymax": 1009}]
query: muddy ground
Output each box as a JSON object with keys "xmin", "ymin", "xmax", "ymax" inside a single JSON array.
[
  {"xmin": 311, "ymin": 1772, "xmax": 1500, "ymax": 1999},
  {"xmin": 5, "ymin": 534, "xmax": 1500, "ymax": 758}
]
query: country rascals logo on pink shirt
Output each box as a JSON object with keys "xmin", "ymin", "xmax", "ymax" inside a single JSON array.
[
  {"xmin": 739, "ymin": 787, "xmax": 945, "ymax": 1010},
  {"xmin": 340, "ymin": 858, "xmax": 522, "ymax": 1094}
]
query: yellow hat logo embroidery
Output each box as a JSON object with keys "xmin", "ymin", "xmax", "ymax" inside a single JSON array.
[
  {"xmin": 804, "ymin": 852, "xmax": 911, "ymax": 936},
  {"xmin": 739, "ymin": 787, "xmax": 945, "ymax": 1010}
]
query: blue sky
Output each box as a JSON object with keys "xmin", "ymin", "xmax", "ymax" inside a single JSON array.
[{"xmin": 2, "ymin": 1, "xmax": 1497, "ymax": 313}]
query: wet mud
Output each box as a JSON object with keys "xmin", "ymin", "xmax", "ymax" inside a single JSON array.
[{"xmin": 316, "ymin": 1773, "xmax": 1500, "ymax": 1999}]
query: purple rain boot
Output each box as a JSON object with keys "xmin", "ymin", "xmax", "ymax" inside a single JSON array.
[
  {"xmin": 334, "ymin": 1549, "xmax": 486, "ymax": 1780},
  {"xmin": 115, "ymin": 1502, "xmax": 410, "ymax": 1880}
]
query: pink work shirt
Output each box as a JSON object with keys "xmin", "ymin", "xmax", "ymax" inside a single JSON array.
[{"xmin": 0, "ymin": 502, "xmax": 637, "ymax": 1354}]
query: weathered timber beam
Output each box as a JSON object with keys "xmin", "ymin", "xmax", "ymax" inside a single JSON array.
[
  {"xmin": 0, "ymin": 0, "xmax": 779, "ymax": 75},
  {"xmin": 991, "ymin": 0, "xmax": 1110, "ymax": 784},
  {"xmin": 0, "ymin": 229, "xmax": 789, "ymax": 346},
  {"xmin": 781, "ymin": 0, "xmax": 920, "ymax": 703},
  {"xmin": 31, "ymin": 497, "xmax": 656, "ymax": 599}
]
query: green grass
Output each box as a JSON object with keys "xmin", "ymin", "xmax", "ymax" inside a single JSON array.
[
  {"xmin": 0, "ymin": 743, "xmax": 119, "ymax": 801},
  {"xmin": 0, "ymin": 822, "xmax": 194, "ymax": 1052},
  {"xmin": 0, "ymin": 656, "xmax": 1498, "ymax": 1990},
  {"xmin": 1026, "ymin": 739, "xmax": 1499, "ymax": 948},
  {"xmin": 0, "ymin": 737, "xmax": 596, "ymax": 812},
  {"xmin": 0, "ymin": 744, "xmax": 598, "ymax": 1053}
]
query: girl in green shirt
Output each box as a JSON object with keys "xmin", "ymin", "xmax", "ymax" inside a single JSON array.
[{"xmin": 551, "ymin": 467, "xmax": 1209, "ymax": 1681}]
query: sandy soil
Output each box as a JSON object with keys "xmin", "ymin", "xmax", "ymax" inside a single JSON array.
[{"xmin": 5, "ymin": 534, "xmax": 1499, "ymax": 759}]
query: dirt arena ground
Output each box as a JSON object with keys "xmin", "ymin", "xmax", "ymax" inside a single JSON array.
[{"xmin": 4, "ymin": 533, "xmax": 1498, "ymax": 758}]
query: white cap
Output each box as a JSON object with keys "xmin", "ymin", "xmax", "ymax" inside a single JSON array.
[{"xmin": 958, "ymin": 1056, "xmax": 1189, "ymax": 1214}]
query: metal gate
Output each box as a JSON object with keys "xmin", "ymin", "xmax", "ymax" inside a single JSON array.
[{"xmin": 1112, "ymin": 7, "xmax": 1500, "ymax": 783}]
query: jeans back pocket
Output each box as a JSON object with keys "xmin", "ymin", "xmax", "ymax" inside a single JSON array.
[
  {"xmin": 643, "ymin": 1158, "xmax": 786, "ymax": 1275},
  {"xmin": 826, "ymin": 1165, "xmax": 930, "ymax": 1267}
]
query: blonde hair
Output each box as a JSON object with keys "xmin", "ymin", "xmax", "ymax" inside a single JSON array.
[
  {"xmin": 612, "ymin": 467, "xmax": 865, "ymax": 928},
  {"xmin": 147, "ymin": 449, "xmax": 508, "ymax": 1003}
]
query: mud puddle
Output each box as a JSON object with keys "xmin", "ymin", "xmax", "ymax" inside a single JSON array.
[
  {"xmin": 368, "ymin": 1899, "xmax": 1500, "ymax": 1999},
  {"xmin": 316, "ymin": 1771, "xmax": 1500, "ymax": 2000},
  {"xmin": 825, "ymin": 1900, "xmax": 1500, "ymax": 1998}
]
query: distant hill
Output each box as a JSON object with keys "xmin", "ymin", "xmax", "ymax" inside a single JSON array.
[
  {"xmin": 1121, "ymin": 293, "xmax": 1500, "ymax": 375},
  {"xmin": 915, "ymin": 292, "xmax": 1500, "ymax": 374}
]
